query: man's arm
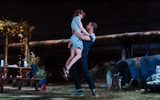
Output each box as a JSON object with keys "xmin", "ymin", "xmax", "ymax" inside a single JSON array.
[{"xmin": 74, "ymin": 31, "xmax": 91, "ymax": 41}]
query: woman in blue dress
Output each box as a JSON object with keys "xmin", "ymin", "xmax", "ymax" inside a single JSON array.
[{"xmin": 63, "ymin": 9, "xmax": 89, "ymax": 80}]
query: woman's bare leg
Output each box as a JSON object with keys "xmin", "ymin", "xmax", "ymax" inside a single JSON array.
[
  {"xmin": 65, "ymin": 48, "xmax": 75, "ymax": 68},
  {"xmin": 66, "ymin": 48, "xmax": 82, "ymax": 70}
]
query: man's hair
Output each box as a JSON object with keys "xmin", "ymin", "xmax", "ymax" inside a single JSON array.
[{"xmin": 90, "ymin": 22, "xmax": 97, "ymax": 31}]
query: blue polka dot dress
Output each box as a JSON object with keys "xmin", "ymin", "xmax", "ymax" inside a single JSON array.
[{"xmin": 70, "ymin": 16, "xmax": 83, "ymax": 50}]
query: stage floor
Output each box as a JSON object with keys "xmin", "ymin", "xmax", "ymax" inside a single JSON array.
[{"xmin": 0, "ymin": 84, "xmax": 160, "ymax": 100}]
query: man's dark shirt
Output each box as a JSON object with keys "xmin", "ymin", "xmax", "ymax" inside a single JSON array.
[{"xmin": 82, "ymin": 33, "xmax": 96, "ymax": 54}]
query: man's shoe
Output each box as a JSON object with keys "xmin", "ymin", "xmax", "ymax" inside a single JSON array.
[
  {"xmin": 92, "ymin": 92, "xmax": 99, "ymax": 97},
  {"xmin": 91, "ymin": 89, "xmax": 99, "ymax": 97},
  {"xmin": 71, "ymin": 90, "xmax": 84, "ymax": 97}
]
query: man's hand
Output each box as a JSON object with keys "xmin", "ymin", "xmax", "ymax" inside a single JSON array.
[{"xmin": 74, "ymin": 31, "xmax": 91, "ymax": 41}]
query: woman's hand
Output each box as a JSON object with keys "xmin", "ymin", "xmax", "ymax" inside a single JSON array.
[
  {"xmin": 67, "ymin": 42, "xmax": 72, "ymax": 48},
  {"xmin": 72, "ymin": 30, "xmax": 74, "ymax": 34}
]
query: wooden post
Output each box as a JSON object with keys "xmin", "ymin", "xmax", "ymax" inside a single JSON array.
[
  {"xmin": 4, "ymin": 34, "xmax": 8, "ymax": 79},
  {"xmin": 23, "ymin": 34, "xmax": 30, "ymax": 67},
  {"xmin": 121, "ymin": 46, "xmax": 126, "ymax": 60},
  {"xmin": 4, "ymin": 34, "xmax": 8, "ymax": 66}
]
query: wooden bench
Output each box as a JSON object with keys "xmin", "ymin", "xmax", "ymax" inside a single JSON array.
[
  {"xmin": 0, "ymin": 66, "xmax": 44, "ymax": 93},
  {"xmin": 16, "ymin": 77, "xmax": 44, "ymax": 91}
]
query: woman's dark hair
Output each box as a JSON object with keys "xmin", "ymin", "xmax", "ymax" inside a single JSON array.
[{"xmin": 73, "ymin": 9, "xmax": 86, "ymax": 19}]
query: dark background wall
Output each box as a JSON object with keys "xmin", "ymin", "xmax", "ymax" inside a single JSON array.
[
  {"xmin": 1, "ymin": 1, "xmax": 160, "ymax": 40},
  {"xmin": 1, "ymin": 0, "xmax": 160, "ymax": 82}
]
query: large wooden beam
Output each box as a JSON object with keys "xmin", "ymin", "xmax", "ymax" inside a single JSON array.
[
  {"xmin": 8, "ymin": 30, "xmax": 160, "ymax": 48},
  {"xmin": 8, "ymin": 39, "xmax": 70, "ymax": 47},
  {"xmin": 96, "ymin": 31, "xmax": 160, "ymax": 39}
]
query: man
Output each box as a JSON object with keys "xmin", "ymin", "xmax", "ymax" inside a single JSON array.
[{"xmin": 70, "ymin": 22, "xmax": 99, "ymax": 97}]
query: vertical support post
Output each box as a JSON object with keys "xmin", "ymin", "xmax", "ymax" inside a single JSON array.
[
  {"xmin": 131, "ymin": 45, "xmax": 134, "ymax": 57},
  {"xmin": 121, "ymin": 46, "xmax": 126, "ymax": 60},
  {"xmin": 4, "ymin": 34, "xmax": 8, "ymax": 79},
  {"xmin": 23, "ymin": 34, "xmax": 30, "ymax": 67},
  {"xmin": 4, "ymin": 34, "xmax": 8, "ymax": 66}
]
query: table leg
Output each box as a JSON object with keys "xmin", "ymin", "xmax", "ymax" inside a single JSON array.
[
  {"xmin": 17, "ymin": 79, "xmax": 22, "ymax": 90},
  {"xmin": 34, "ymin": 80, "xmax": 39, "ymax": 91},
  {"xmin": 0, "ymin": 80, "xmax": 3, "ymax": 93}
]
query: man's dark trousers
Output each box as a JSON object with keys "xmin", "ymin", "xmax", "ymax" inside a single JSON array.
[{"xmin": 70, "ymin": 52, "xmax": 96, "ymax": 90}]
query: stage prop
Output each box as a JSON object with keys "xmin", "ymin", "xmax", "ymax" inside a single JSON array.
[
  {"xmin": 116, "ymin": 54, "xmax": 160, "ymax": 90},
  {"xmin": 0, "ymin": 19, "xmax": 38, "ymax": 93},
  {"xmin": 0, "ymin": 19, "xmax": 35, "ymax": 66}
]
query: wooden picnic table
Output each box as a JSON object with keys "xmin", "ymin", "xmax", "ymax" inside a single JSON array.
[{"xmin": 0, "ymin": 66, "xmax": 43, "ymax": 93}]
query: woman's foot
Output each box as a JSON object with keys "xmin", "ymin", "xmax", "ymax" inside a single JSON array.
[{"xmin": 63, "ymin": 67, "xmax": 70, "ymax": 81}]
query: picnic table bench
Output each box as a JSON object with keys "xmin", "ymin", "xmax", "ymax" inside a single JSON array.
[{"xmin": 0, "ymin": 66, "xmax": 44, "ymax": 93}]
